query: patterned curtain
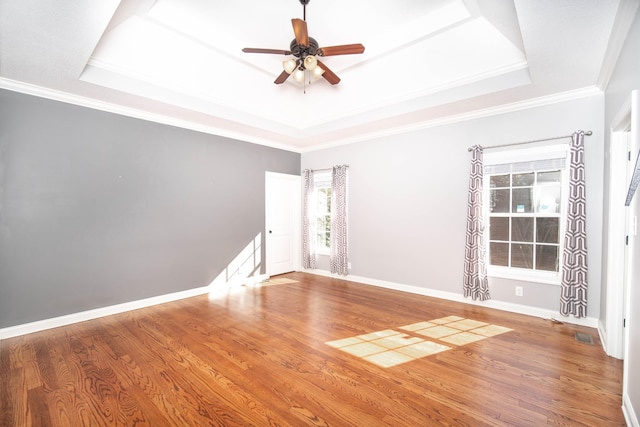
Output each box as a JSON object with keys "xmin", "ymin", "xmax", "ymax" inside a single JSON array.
[
  {"xmin": 463, "ymin": 146, "xmax": 490, "ymax": 301},
  {"xmin": 302, "ymin": 169, "xmax": 316, "ymax": 269},
  {"xmin": 330, "ymin": 165, "xmax": 349, "ymax": 275},
  {"xmin": 560, "ymin": 131, "xmax": 588, "ymax": 317}
]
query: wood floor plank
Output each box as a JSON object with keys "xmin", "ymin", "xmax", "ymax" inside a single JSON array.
[
  {"xmin": 0, "ymin": 368, "xmax": 23, "ymax": 427},
  {"xmin": 0, "ymin": 273, "xmax": 625, "ymax": 426}
]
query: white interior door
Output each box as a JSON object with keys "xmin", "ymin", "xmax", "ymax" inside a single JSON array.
[
  {"xmin": 623, "ymin": 131, "xmax": 634, "ymax": 359},
  {"xmin": 606, "ymin": 130, "xmax": 631, "ymax": 359},
  {"xmin": 606, "ymin": 91, "xmax": 640, "ymax": 363},
  {"xmin": 265, "ymin": 172, "xmax": 300, "ymax": 276}
]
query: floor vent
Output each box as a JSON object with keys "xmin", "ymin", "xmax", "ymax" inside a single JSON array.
[{"xmin": 575, "ymin": 332, "xmax": 594, "ymax": 345}]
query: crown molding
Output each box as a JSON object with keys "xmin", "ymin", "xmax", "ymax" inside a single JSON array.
[
  {"xmin": 0, "ymin": 77, "xmax": 301, "ymax": 153},
  {"xmin": 301, "ymin": 86, "xmax": 603, "ymax": 152},
  {"xmin": 1, "ymin": 78, "xmax": 602, "ymax": 154},
  {"xmin": 596, "ymin": 0, "xmax": 640, "ymax": 91}
]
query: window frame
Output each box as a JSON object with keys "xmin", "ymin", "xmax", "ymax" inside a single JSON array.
[
  {"xmin": 312, "ymin": 171, "xmax": 332, "ymax": 255},
  {"xmin": 483, "ymin": 145, "xmax": 570, "ymax": 285}
]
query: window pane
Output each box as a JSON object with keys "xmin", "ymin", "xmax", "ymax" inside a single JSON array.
[
  {"xmin": 490, "ymin": 217, "xmax": 509, "ymax": 241},
  {"xmin": 538, "ymin": 170, "xmax": 561, "ymax": 183},
  {"xmin": 490, "ymin": 242, "xmax": 509, "ymax": 266},
  {"xmin": 317, "ymin": 189, "xmax": 327, "ymax": 212},
  {"xmin": 324, "ymin": 215, "xmax": 331, "ymax": 247},
  {"xmin": 317, "ymin": 188, "xmax": 332, "ymax": 213},
  {"xmin": 512, "ymin": 217, "xmax": 533, "ymax": 242},
  {"xmin": 512, "ymin": 188, "xmax": 532, "ymax": 213},
  {"xmin": 490, "ymin": 189, "xmax": 510, "ymax": 213},
  {"xmin": 490, "ymin": 174, "xmax": 510, "ymax": 188},
  {"xmin": 511, "ymin": 243, "xmax": 533, "ymax": 268},
  {"xmin": 513, "ymin": 172, "xmax": 534, "ymax": 187},
  {"xmin": 536, "ymin": 245, "xmax": 559, "ymax": 271},
  {"xmin": 536, "ymin": 217, "xmax": 559, "ymax": 244},
  {"xmin": 316, "ymin": 216, "xmax": 331, "ymax": 249},
  {"xmin": 536, "ymin": 185, "xmax": 561, "ymax": 213}
]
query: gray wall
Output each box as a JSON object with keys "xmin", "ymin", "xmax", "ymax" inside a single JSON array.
[
  {"xmin": 302, "ymin": 95, "xmax": 605, "ymax": 317},
  {"xmin": 0, "ymin": 89, "xmax": 300, "ymax": 328},
  {"xmin": 603, "ymin": 8, "xmax": 640, "ymax": 423}
]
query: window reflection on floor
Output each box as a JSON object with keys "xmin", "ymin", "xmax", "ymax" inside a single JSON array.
[{"xmin": 326, "ymin": 316, "xmax": 513, "ymax": 368}]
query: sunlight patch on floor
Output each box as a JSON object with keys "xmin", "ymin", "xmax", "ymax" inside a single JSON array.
[
  {"xmin": 245, "ymin": 277, "xmax": 300, "ymax": 288},
  {"xmin": 258, "ymin": 277, "xmax": 300, "ymax": 286},
  {"xmin": 326, "ymin": 317, "xmax": 513, "ymax": 368}
]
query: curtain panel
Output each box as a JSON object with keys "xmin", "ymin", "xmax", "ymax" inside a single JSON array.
[
  {"xmin": 330, "ymin": 165, "xmax": 349, "ymax": 275},
  {"xmin": 463, "ymin": 145, "xmax": 491, "ymax": 301},
  {"xmin": 560, "ymin": 131, "xmax": 588, "ymax": 317},
  {"xmin": 302, "ymin": 169, "xmax": 316, "ymax": 269}
]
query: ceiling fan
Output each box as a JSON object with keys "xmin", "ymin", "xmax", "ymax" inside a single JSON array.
[{"xmin": 242, "ymin": 0, "xmax": 365, "ymax": 85}]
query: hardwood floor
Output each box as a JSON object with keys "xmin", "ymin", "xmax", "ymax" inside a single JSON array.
[{"xmin": 0, "ymin": 273, "xmax": 625, "ymax": 426}]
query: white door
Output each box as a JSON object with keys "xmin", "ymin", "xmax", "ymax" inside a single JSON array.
[
  {"xmin": 623, "ymin": 132, "xmax": 633, "ymax": 358},
  {"xmin": 265, "ymin": 172, "xmax": 300, "ymax": 276},
  {"xmin": 606, "ymin": 90, "xmax": 639, "ymax": 361}
]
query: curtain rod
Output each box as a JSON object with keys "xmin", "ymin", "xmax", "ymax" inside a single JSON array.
[
  {"xmin": 309, "ymin": 164, "xmax": 350, "ymax": 172},
  {"xmin": 467, "ymin": 131, "xmax": 592, "ymax": 152}
]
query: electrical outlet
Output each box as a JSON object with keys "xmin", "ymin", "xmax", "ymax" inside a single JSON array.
[
  {"xmin": 347, "ymin": 262, "xmax": 352, "ymax": 269},
  {"xmin": 515, "ymin": 286, "xmax": 523, "ymax": 297}
]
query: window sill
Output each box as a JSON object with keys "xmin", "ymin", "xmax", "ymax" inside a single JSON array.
[{"xmin": 487, "ymin": 267, "xmax": 561, "ymax": 285}]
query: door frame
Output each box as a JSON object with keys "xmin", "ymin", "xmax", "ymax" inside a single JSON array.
[
  {"xmin": 605, "ymin": 125, "xmax": 630, "ymax": 360},
  {"xmin": 265, "ymin": 171, "xmax": 301, "ymax": 277},
  {"xmin": 604, "ymin": 90, "xmax": 638, "ymax": 361}
]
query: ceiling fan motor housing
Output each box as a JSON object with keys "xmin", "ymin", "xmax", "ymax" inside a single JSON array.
[{"xmin": 290, "ymin": 37, "xmax": 318, "ymax": 59}]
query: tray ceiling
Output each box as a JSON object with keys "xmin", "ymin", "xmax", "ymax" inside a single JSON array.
[{"xmin": 0, "ymin": 0, "xmax": 632, "ymax": 151}]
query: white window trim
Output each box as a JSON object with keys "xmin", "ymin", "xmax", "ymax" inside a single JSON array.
[{"xmin": 483, "ymin": 144, "xmax": 570, "ymax": 285}]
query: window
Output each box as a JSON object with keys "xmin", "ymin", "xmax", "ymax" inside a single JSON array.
[
  {"xmin": 484, "ymin": 146, "xmax": 568, "ymax": 284},
  {"xmin": 313, "ymin": 172, "xmax": 332, "ymax": 254}
]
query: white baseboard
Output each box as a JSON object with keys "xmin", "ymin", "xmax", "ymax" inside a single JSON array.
[
  {"xmin": 0, "ymin": 273, "xmax": 270, "ymax": 340},
  {"xmin": 624, "ymin": 392, "xmax": 639, "ymax": 427},
  {"xmin": 304, "ymin": 269, "xmax": 599, "ymax": 329},
  {"xmin": 0, "ymin": 286, "xmax": 207, "ymax": 340},
  {"xmin": 1, "ymin": 270, "xmax": 598, "ymax": 340}
]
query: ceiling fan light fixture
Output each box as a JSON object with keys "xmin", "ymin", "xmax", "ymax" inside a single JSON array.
[
  {"xmin": 303, "ymin": 55, "xmax": 318, "ymax": 71},
  {"xmin": 293, "ymin": 68, "xmax": 305, "ymax": 82},
  {"xmin": 283, "ymin": 59, "xmax": 297, "ymax": 74},
  {"xmin": 312, "ymin": 66, "xmax": 325, "ymax": 79}
]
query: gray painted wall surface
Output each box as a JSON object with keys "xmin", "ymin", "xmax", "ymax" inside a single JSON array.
[
  {"xmin": 302, "ymin": 95, "xmax": 605, "ymax": 316},
  {"xmin": 603, "ymin": 9, "xmax": 640, "ymax": 423},
  {"xmin": 0, "ymin": 89, "xmax": 300, "ymax": 327}
]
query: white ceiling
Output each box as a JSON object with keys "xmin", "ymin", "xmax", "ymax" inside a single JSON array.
[{"xmin": 0, "ymin": 0, "xmax": 635, "ymax": 152}]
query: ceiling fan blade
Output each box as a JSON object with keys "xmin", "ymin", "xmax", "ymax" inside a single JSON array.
[
  {"xmin": 275, "ymin": 59, "xmax": 299, "ymax": 84},
  {"xmin": 291, "ymin": 18, "xmax": 309, "ymax": 46},
  {"xmin": 318, "ymin": 44, "xmax": 365, "ymax": 56},
  {"xmin": 274, "ymin": 70, "xmax": 291, "ymax": 84},
  {"xmin": 317, "ymin": 60, "xmax": 340, "ymax": 85},
  {"xmin": 243, "ymin": 48, "xmax": 292, "ymax": 55}
]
